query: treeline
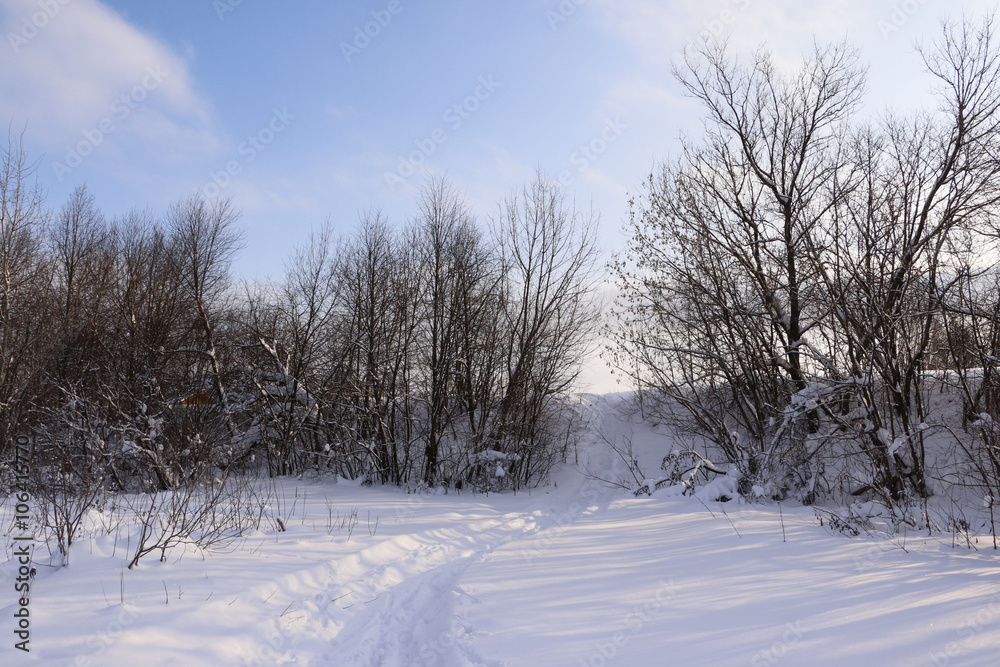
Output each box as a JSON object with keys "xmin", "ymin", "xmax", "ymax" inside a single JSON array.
[
  {"xmin": 610, "ymin": 17, "xmax": 1000, "ymax": 513},
  {"xmin": 0, "ymin": 146, "xmax": 598, "ymax": 493}
]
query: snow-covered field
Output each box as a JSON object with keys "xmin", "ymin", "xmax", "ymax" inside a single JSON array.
[{"xmin": 3, "ymin": 395, "xmax": 1000, "ymax": 666}]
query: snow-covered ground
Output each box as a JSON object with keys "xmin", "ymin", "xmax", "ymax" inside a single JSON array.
[{"xmin": 3, "ymin": 394, "xmax": 1000, "ymax": 666}]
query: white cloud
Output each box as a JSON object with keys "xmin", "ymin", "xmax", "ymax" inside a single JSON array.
[
  {"xmin": 588, "ymin": 0, "xmax": 865, "ymax": 67},
  {"xmin": 0, "ymin": 0, "xmax": 218, "ymax": 163}
]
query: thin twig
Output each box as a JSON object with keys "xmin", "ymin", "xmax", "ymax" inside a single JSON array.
[{"xmin": 778, "ymin": 502, "xmax": 786, "ymax": 543}]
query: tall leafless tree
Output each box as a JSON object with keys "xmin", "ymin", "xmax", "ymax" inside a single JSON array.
[
  {"xmin": 0, "ymin": 131, "xmax": 50, "ymax": 453},
  {"xmin": 167, "ymin": 196, "xmax": 245, "ymax": 438},
  {"xmin": 492, "ymin": 174, "xmax": 600, "ymax": 487}
]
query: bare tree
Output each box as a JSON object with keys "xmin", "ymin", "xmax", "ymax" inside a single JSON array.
[
  {"xmin": 492, "ymin": 173, "xmax": 600, "ymax": 487},
  {"xmin": 413, "ymin": 180, "xmax": 478, "ymax": 484},
  {"xmin": 243, "ymin": 222, "xmax": 345, "ymax": 476},
  {"xmin": 48, "ymin": 186, "xmax": 114, "ymax": 387},
  {"xmin": 612, "ymin": 16, "xmax": 1000, "ymax": 509},
  {"xmin": 0, "ymin": 131, "xmax": 50, "ymax": 453},
  {"xmin": 611, "ymin": 40, "xmax": 864, "ymax": 498},
  {"xmin": 167, "ymin": 196, "xmax": 245, "ymax": 438},
  {"xmin": 329, "ymin": 210, "xmax": 417, "ymax": 482},
  {"xmin": 812, "ymin": 17, "xmax": 1000, "ymax": 501}
]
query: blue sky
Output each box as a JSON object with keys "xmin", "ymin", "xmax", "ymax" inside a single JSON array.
[{"xmin": 2, "ymin": 0, "xmax": 992, "ymax": 282}]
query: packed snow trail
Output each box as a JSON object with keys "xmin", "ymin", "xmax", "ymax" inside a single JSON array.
[{"xmin": 317, "ymin": 513, "xmax": 535, "ymax": 666}]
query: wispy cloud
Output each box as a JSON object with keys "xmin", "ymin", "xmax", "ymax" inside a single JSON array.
[
  {"xmin": 589, "ymin": 0, "xmax": 865, "ymax": 67},
  {"xmin": 0, "ymin": 0, "xmax": 218, "ymax": 165}
]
